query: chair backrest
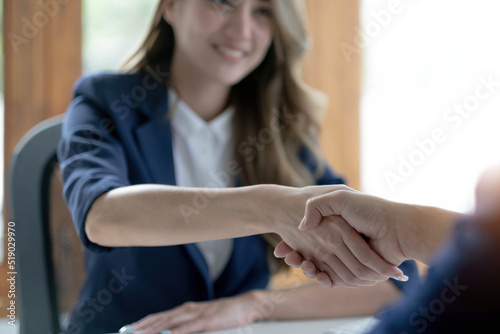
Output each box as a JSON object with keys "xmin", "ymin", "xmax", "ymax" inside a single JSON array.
[{"xmin": 8, "ymin": 115, "xmax": 85, "ymax": 334}]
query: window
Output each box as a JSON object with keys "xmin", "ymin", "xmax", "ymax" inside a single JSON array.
[
  {"xmin": 83, "ymin": 0, "xmax": 157, "ymax": 73},
  {"xmin": 361, "ymin": 0, "xmax": 500, "ymax": 213}
]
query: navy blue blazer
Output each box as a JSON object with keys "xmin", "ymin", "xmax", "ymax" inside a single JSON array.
[
  {"xmin": 371, "ymin": 213, "xmax": 500, "ymax": 333},
  {"xmin": 58, "ymin": 71, "xmax": 419, "ymax": 334}
]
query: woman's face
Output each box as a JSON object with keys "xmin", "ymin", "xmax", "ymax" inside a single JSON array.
[{"xmin": 164, "ymin": 0, "xmax": 275, "ymax": 86}]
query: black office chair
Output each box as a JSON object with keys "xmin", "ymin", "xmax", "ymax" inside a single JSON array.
[{"xmin": 8, "ymin": 115, "xmax": 85, "ymax": 334}]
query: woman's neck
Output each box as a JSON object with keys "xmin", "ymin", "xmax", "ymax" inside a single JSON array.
[{"xmin": 169, "ymin": 53, "xmax": 231, "ymax": 122}]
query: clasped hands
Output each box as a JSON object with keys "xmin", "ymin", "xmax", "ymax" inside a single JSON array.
[{"xmin": 274, "ymin": 186, "xmax": 410, "ymax": 288}]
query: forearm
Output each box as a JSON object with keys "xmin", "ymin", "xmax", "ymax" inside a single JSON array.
[
  {"xmin": 399, "ymin": 203, "xmax": 465, "ymax": 263},
  {"xmin": 253, "ymin": 281, "xmax": 400, "ymax": 320},
  {"xmin": 86, "ymin": 184, "xmax": 285, "ymax": 247}
]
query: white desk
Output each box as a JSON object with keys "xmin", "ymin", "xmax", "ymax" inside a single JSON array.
[{"xmin": 204, "ymin": 316, "xmax": 374, "ymax": 334}]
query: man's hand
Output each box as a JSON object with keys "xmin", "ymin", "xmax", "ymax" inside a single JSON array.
[
  {"xmin": 273, "ymin": 186, "xmax": 407, "ymax": 288},
  {"xmin": 275, "ymin": 187, "xmax": 412, "ymax": 287},
  {"xmin": 275, "ymin": 185, "xmax": 461, "ymax": 287}
]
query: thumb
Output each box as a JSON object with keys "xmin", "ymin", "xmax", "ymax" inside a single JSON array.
[
  {"xmin": 299, "ymin": 191, "xmax": 348, "ymax": 231},
  {"xmin": 298, "ymin": 202, "xmax": 323, "ymax": 231}
]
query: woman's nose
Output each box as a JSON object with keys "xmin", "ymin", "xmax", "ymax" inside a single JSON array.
[{"xmin": 224, "ymin": 5, "xmax": 253, "ymax": 40}]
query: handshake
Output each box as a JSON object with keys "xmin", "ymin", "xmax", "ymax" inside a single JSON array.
[{"xmin": 271, "ymin": 184, "xmax": 462, "ymax": 288}]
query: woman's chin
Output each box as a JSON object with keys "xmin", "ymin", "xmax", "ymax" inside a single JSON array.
[
  {"xmin": 213, "ymin": 73, "xmax": 248, "ymax": 87},
  {"xmin": 207, "ymin": 65, "xmax": 257, "ymax": 86}
]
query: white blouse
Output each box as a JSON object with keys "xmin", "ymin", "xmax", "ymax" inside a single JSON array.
[{"xmin": 169, "ymin": 88, "xmax": 235, "ymax": 282}]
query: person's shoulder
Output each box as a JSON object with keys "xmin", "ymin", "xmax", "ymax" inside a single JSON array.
[
  {"xmin": 70, "ymin": 70, "xmax": 168, "ymax": 114},
  {"xmin": 74, "ymin": 71, "xmax": 147, "ymax": 97},
  {"xmin": 66, "ymin": 69, "xmax": 169, "ymax": 125}
]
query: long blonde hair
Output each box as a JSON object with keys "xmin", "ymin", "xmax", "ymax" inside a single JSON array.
[{"xmin": 121, "ymin": 0, "xmax": 327, "ymax": 269}]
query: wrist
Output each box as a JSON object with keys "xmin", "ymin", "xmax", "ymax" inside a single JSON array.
[
  {"xmin": 250, "ymin": 184, "xmax": 301, "ymax": 235},
  {"xmin": 234, "ymin": 185, "xmax": 277, "ymax": 235},
  {"xmin": 411, "ymin": 205, "xmax": 460, "ymax": 263},
  {"xmin": 392, "ymin": 203, "xmax": 421, "ymax": 261},
  {"xmin": 398, "ymin": 203, "xmax": 443, "ymax": 263}
]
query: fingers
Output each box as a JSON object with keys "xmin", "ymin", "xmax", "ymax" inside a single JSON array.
[
  {"xmin": 126, "ymin": 303, "xmax": 198, "ymax": 334},
  {"xmin": 301, "ymin": 258, "xmax": 354, "ymax": 288},
  {"xmin": 297, "ymin": 216, "xmax": 406, "ymax": 287},
  {"xmin": 274, "ymin": 241, "xmax": 294, "ymax": 258},
  {"xmin": 300, "ymin": 261, "xmax": 342, "ymax": 289},
  {"xmin": 277, "ymin": 242, "xmax": 364, "ymax": 287},
  {"xmin": 170, "ymin": 318, "xmax": 214, "ymax": 334},
  {"xmin": 315, "ymin": 272, "xmax": 334, "ymax": 288},
  {"xmin": 335, "ymin": 216, "xmax": 405, "ymax": 279},
  {"xmin": 301, "ymin": 253, "xmax": 378, "ymax": 288},
  {"xmin": 313, "ymin": 253, "xmax": 376, "ymax": 288},
  {"xmin": 274, "ymin": 241, "xmax": 305, "ymax": 268},
  {"xmin": 300, "ymin": 260, "xmax": 318, "ymax": 278},
  {"xmin": 284, "ymin": 251, "xmax": 303, "ymax": 268}
]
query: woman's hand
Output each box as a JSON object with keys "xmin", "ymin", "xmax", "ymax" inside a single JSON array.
[{"xmin": 119, "ymin": 292, "xmax": 266, "ymax": 334}]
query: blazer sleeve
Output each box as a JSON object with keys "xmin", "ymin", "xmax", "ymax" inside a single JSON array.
[
  {"xmin": 57, "ymin": 76, "xmax": 131, "ymax": 253},
  {"xmin": 370, "ymin": 215, "xmax": 500, "ymax": 333}
]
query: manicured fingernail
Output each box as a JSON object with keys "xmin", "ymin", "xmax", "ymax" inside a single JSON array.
[
  {"xmin": 160, "ymin": 331, "xmax": 172, "ymax": 334},
  {"xmin": 298, "ymin": 216, "xmax": 306, "ymax": 230},
  {"xmin": 119, "ymin": 327, "xmax": 134, "ymax": 333},
  {"xmin": 391, "ymin": 274, "xmax": 409, "ymax": 282}
]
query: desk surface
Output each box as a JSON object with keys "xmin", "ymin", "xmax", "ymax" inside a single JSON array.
[
  {"xmin": 204, "ymin": 316, "xmax": 375, "ymax": 334},
  {"xmin": 102, "ymin": 317, "xmax": 376, "ymax": 334}
]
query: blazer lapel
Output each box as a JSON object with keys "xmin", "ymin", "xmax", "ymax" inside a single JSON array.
[
  {"xmin": 214, "ymin": 236, "xmax": 267, "ymax": 296},
  {"xmin": 184, "ymin": 244, "xmax": 214, "ymax": 299},
  {"xmin": 132, "ymin": 80, "xmax": 175, "ymax": 185},
  {"xmin": 134, "ymin": 118, "xmax": 176, "ymax": 185}
]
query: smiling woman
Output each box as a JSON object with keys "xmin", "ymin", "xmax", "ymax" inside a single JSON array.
[
  {"xmin": 56, "ymin": 0, "xmax": 415, "ymax": 333},
  {"xmin": 54, "ymin": 0, "xmax": 420, "ymax": 333}
]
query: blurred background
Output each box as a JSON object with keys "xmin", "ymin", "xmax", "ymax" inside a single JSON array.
[{"xmin": 1, "ymin": 0, "xmax": 500, "ymax": 327}]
